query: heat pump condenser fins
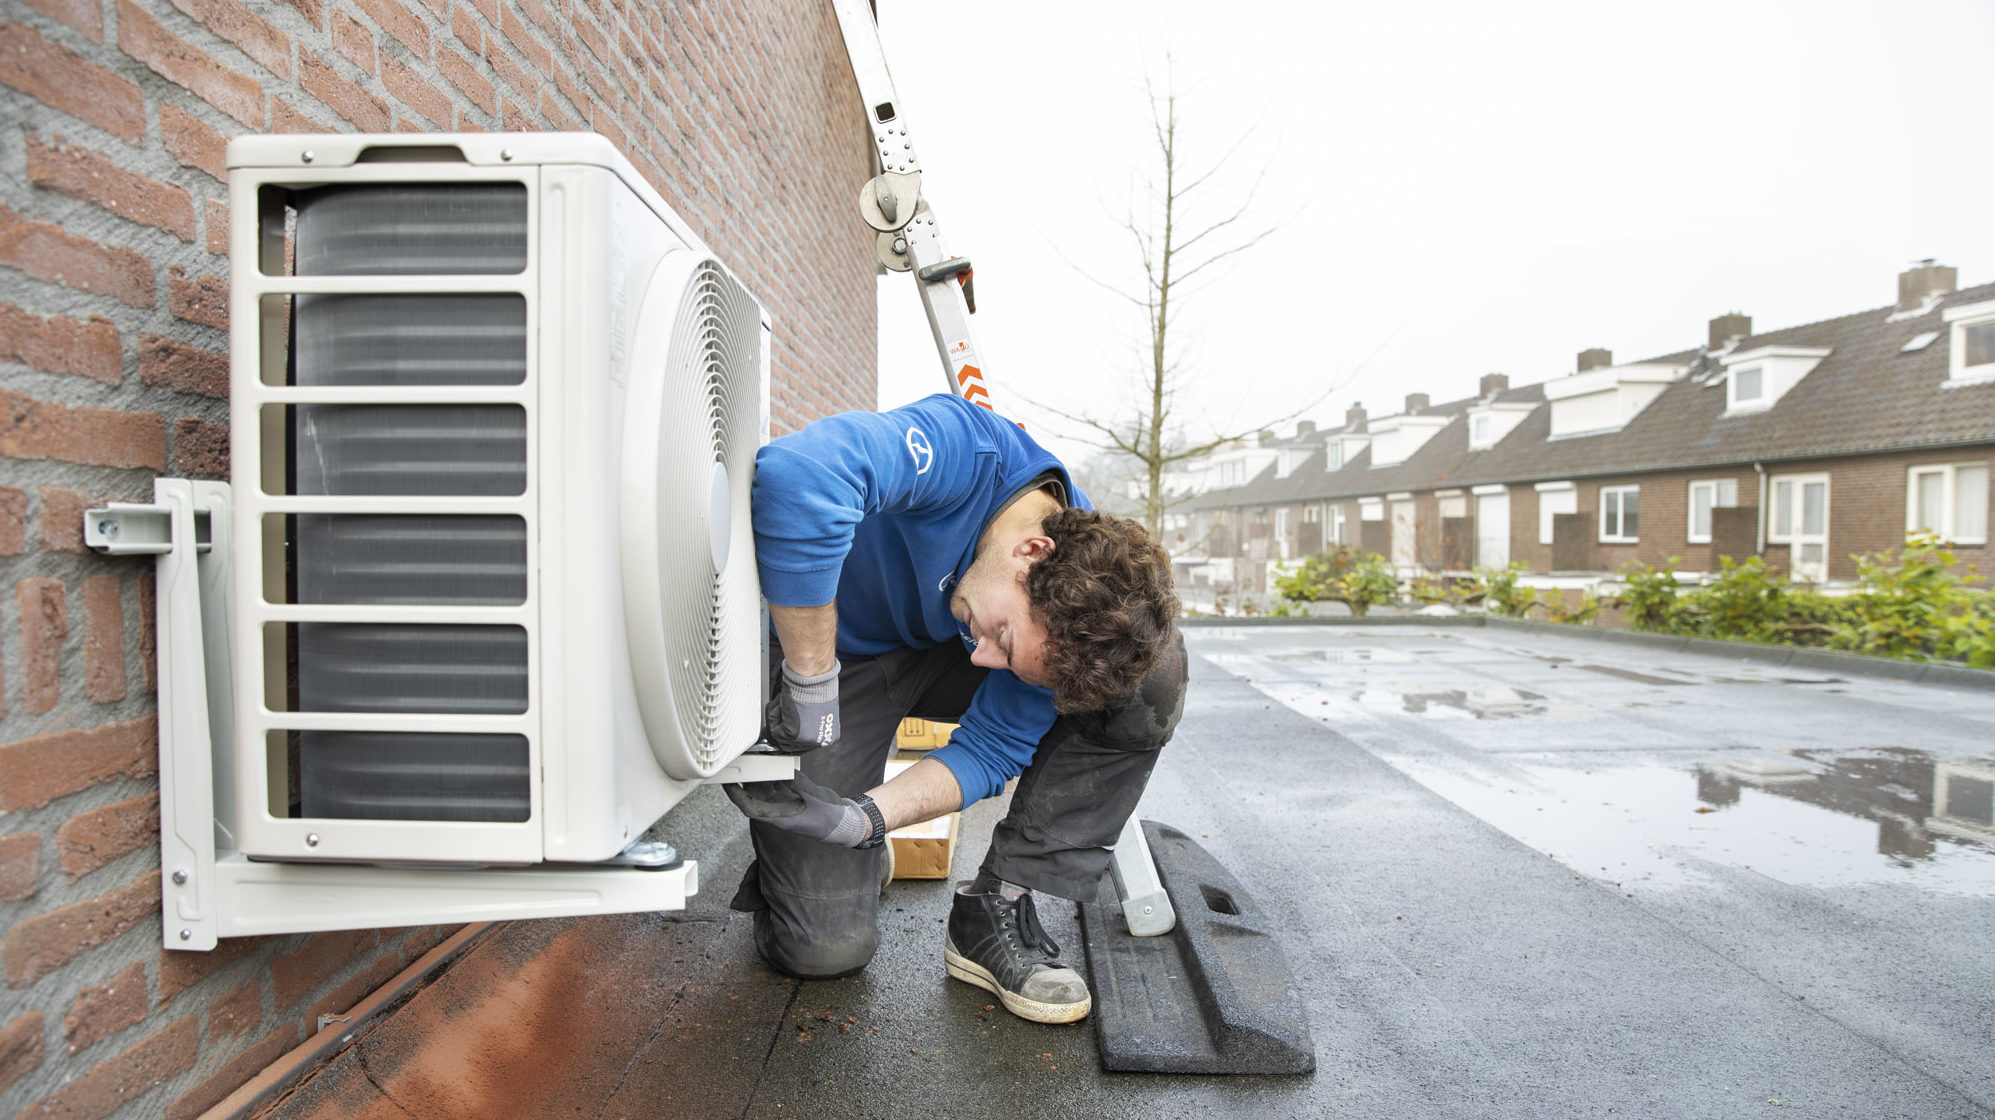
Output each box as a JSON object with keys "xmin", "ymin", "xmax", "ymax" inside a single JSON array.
[{"xmin": 288, "ymin": 181, "xmax": 534, "ymax": 824}]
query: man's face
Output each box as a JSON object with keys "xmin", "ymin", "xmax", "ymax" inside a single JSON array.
[{"xmin": 949, "ymin": 539, "xmax": 1053, "ymax": 689}]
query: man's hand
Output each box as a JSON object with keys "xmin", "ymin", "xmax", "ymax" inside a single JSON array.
[
  {"xmin": 723, "ymin": 776, "xmax": 883, "ymax": 848},
  {"xmin": 765, "ymin": 659, "xmax": 841, "ymax": 753}
]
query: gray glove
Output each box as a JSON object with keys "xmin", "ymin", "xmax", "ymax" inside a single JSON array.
[
  {"xmin": 766, "ymin": 659, "xmax": 841, "ymax": 753},
  {"xmin": 723, "ymin": 776, "xmax": 884, "ymax": 848}
]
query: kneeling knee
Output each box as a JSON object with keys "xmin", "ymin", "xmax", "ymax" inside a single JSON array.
[{"xmin": 757, "ymin": 919, "xmax": 880, "ymax": 980}]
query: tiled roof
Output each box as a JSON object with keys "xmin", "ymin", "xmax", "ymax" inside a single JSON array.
[{"xmin": 1188, "ymin": 280, "xmax": 1995, "ymax": 510}]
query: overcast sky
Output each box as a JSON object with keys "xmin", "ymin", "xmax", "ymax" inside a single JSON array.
[{"xmin": 867, "ymin": 1, "xmax": 1995, "ymax": 475}]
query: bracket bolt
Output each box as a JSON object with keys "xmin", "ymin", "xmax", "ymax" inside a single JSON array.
[
  {"xmin": 179, "ymin": 929, "xmax": 192, "ymax": 941},
  {"xmin": 306, "ymin": 833, "xmax": 320, "ymax": 848},
  {"xmin": 171, "ymin": 869, "xmax": 188, "ymax": 885},
  {"xmin": 892, "ymin": 238, "xmax": 907, "ymax": 255},
  {"xmin": 98, "ymin": 520, "xmax": 120, "ymax": 539},
  {"xmin": 301, "ymin": 150, "xmax": 316, "ymax": 164},
  {"xmin": 500, "ymin": 148, "xmax": 515, "ymax": 162}
]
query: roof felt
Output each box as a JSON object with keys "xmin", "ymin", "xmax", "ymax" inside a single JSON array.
[{"xmin": 1192, "ymin": 281, "xmax": 1995, "ymax": 508}]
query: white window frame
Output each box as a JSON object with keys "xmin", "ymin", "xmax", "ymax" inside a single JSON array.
[
  {"xmin": 1599, "ymin": 485, "xmax": 1639, "ymax": 543},
  {"xmin": 1330, "ymin": 504, "xmax": 1347, "ymax": 546},
  {"xmin": 1944, "ymin": 299, "xmax": 1995, "ymax": 385},
  {"xmin": 1730, "ymin": 366, "xmax": 1764, "ymax": 408},
  {"xmin": 1686, "ymin": 478, "xmax": 1738, "ymax": 544},
  {"xmin": 1359, "ymin": 497, "xmax": 1384, "ymax": 522},
  {"xmin": 1303, "ymin": 504, "xmax": 1320, "ymax": 524},
  {"xmin": 1274, "ymin": 507, "xmax": 1291, "ymax": 560},
  {"xmin": 1906, "ymin": 462, "xmax": 1990, "ymax": 545},
  {"xmin": 1327, "ymin": 443, "xmax": 1343, "ymax": 470},
  {"xmin": 1768, "ymin": 472, "xmax": 1831, "ymax": 581}
]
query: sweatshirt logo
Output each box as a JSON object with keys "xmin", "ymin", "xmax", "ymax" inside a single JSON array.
[{"xmin": 905, "ymin": 426, "xmax": 934, "ymax": 475}]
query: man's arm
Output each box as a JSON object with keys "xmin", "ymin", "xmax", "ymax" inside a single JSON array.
[
  {"xmin": 768, "ymin": 603, "xmax": 838, "ymax": 676},
  {"xmin": 865, "ymin": 756, "xmax": 962, "ymax": 831}
]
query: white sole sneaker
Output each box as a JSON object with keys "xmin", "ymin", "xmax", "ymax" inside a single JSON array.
[{"xmin": 944, "ymin": 938, "xmax": 1092, "ymax": 1024}]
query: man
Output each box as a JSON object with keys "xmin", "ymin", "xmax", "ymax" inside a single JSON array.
[{"xmin": 725, "ymin": 392, "xmax": 1186, "ymax": 1024}]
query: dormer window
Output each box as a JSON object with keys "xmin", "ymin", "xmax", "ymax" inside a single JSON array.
[
  {"xmin": 1720, "ymin": 346, "xmax": 1829, "ymax": 414},
  {"xmin": 1732, "ymin": 366, "xmax": 1763, "ymax": 404},
  {"xmin": 1328, "ymin": 443, "xmax": 1342, "ymax": 470},
  {"xmin": 1944, "ymin": 299, "xmax": 1995, "ymax": 384},
  {"xmin": 1471, "ymin": 415, "xmax": 1491, "ymax": 445}
]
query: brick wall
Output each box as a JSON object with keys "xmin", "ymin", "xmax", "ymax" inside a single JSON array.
[{"xmin": 0, "ymin": 0, "xmax": 874, "ymax": 1113}]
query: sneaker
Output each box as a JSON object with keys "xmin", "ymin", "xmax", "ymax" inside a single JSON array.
[{"xmin": 944, "ymin": 885, "xmax": 1091, "ymax": 1023}]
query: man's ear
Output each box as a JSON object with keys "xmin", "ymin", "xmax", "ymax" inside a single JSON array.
[{"xmin": 1014, "ymin": 534, "xmax": 1055, "ymax": 563}]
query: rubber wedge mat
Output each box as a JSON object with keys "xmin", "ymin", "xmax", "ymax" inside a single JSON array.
[{"xmin": 1079, "ymin": 820, "xmax": 1316, "ymax": 1075}]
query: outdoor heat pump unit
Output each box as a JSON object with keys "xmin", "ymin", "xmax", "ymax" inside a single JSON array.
[{"xmin": 89, "ymin": 133, "xmax": 792, "ymax": 949}]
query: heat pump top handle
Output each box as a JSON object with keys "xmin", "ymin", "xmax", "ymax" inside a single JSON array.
[{"xmin": 829, "ymin": 0, "xmax": 991, "ymax": 412}]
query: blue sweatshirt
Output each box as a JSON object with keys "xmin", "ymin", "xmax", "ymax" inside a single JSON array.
[{"xmin": 750, "ymin": 393, "xmax": 1087, "ymax": 807}]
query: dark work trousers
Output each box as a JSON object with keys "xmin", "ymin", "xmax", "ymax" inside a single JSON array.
[{"xmin": 730, "ymin": 630, "xmax": 1188, "ymax": 980}]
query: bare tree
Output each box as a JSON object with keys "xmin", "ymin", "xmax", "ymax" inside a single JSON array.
[{"xmin": 1036, "ymin": 73, "xmax": 1299, "ymax": 539}]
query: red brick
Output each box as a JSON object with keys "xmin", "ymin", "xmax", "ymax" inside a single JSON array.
[
  {"xmin": 82, "ymin": 573, "xmax": 125, "ymax": 703},
  {"xmin": 0, "ymin": 715, "xmax": 157, "ymax": 813},
  {"xmin": 269, "ymin": 93, "xmax": 321, "ymax": 133},
  {"xmin": 592, "ymin": 103, "xmax": 628, "ymax": 160},
  {"xmin": 464, "ymin": 0, "xmax": 495, "ymax": 27},
  {"xmin": 0, "ymin": 832, "xmax": 38, "ymax": 902},
  {"xmin": 539, "ymin": 85, "xmax": 581, "ymax": 132},
  {"xmin": 166, "ymin": 268, "xmax": 227, "ymax": 330},
  {"xmin": 205, "ymin": 199, "xmax": 228, "ymax": 256},
  {"xmin": 498, "ymin": 95, "xmax": 532, "ymax": 131},
  {"xmin": 498, "ymin": 6, "xmax": 547, "ymax": 73},
  {"xmin": 331, "ymin": 9, "xmax": 375, "ymax": 73},
  {"xmin": 448, "ymin": 4, "xmax": 481, "ymax": 54},
  {"xmin": 166, "ymin": 0, "xmax": 290, "ymax": 79},
  {"xmin": 0, "ymin": 391, "xmax": 168, "ymax": 470},
  {"xmin": 23, "ymin": 0, "xmax": 103, "ymax": 39},
  {"xmin": 172, "ymin": 417, "xmax": 229, "ymax": 477},
  {"xmin": 16, "ymin": 1014, "xmax": 195, "ymax": 1119},
  {"xmin": 438, "ymin": 40, "xmax": 493, "ymax": 115},
  {"xmin": 0, "ymin": 1010, "xmax": 44, "ymax": 1096},
  {"xmin": 272, "ymin": 0, "xmax": 322, "ymax": 30},
  {"xmin": 138, "ymin": 334, "xmax": 227, "ymax": 398},
  {"xmin": 25, "ymin": 134, "xmax": 196, "ymax": 243},
  {"xmin": 354, "ymin": 0, "xmax": 429, "ymax": 58},
  {"xmin": 380, "ymin": 51, "xmax": 451, "ymax": 126},
  {"xmin": 157, "ymin": 933, "xmax": 264, "ymax": 1006},
  {"xmin": 57, "ymin": 792, "xmax": 155, "ymax": 880},
  {"xmin": 118, "ymin": 0, "xmax": 266, "ymax": 128},
  {"xmin": 2, "ymin": 871, "xmax": 160, "ymax": 989},
  {"xmin": 513, "ymin": 0, "xmax": 557, "ymax": 40},
  {"xmin": 64, "ymin": 960, "xmax": 145, "ymax": 1054},
  {"xmin": 300, "ymin": 950, "xmax": 398, "ymax": 1033},
  {"xmin": 298, "ymin": 48, "xmax": 389, "ymax": 132},
  {"xmin": 489, "ymin": 41, "xmax": 536, "ymax": 102},
  {"xmin": 165, "ymin": 1025, "xmax": 298, "ymax": 1120},
  {"xmin": 207, "ymin": 977, "xmax": 261, "ymax": 1040},
  {"xmin": 136, "ymin": 570, "xmax": 155, "ymax": 690},
  {"xmin": 18, "ymin": 578, "xmax": 67, "ymax": 716},
  {"xmin": 0, "ymin": 487, "xmax": 24, "ymax": 555},
  {"xmin": 0, "ymin": 303, "xmax": 121, "ymax": 385},
  {"xmin": 39, "ymin": 486, "xmax": 95, "ymax": 553},
  {"xmin": 271, "ymin": 930, "xmax": 376, "ymax": 1009},
  {"xmin": 0, "ymin": 22, "xmax": 144, "ymax": 141},
  {"xmin": 0, "ymin": 204, "xmax": 154, "ymax": 309},
  {"xmin": 159, "ymin": 102, "xmax": 226, "ymax": 181}
]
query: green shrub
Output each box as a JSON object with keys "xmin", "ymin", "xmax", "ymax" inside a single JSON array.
[
  {"xmin": 1274, "ymin": 546, "xmax": 1400, "ymax": 616},
  {"xmin": 1618, "ymin": 558, "xmax": 1684, "ymax": 632},
  {"xmin": 1477, "ymin": 563, "xmax": 1538, "ymax": 619}
]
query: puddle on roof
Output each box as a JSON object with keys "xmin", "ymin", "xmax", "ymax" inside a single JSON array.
[
  {"xmin": 1269, "ymin": 648, "xmax": 1415, "ymax": 664},
  {"xmin": 1376, "ymin": 745, "xmax": 1995, "ymax": 896},
  {"xmin": 1398, "ymin": 687, "xmax": 1546, "ymax": 719},
  {"xmin": 1576, "ymin": 665, "xmax": 1692, "ymax": 687}
]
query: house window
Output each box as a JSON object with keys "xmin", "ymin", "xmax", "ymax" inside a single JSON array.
[
  {"xmin": 1330, "ymin": 505, "xmax": 1347, "ymax": 545},
  {"xmin": 1687, "ymin": 479, "xmax": 1739, "ymax": 543},
  {"xmin": 1471, "ymin": 415, "xmax": 1491, "ymax": 446},
  {"xmin": 1945, "ymin": 300, "xmax": 1995, "ymax": 383},
  {"xmin": 1732, "ymin": 367, "xmax": 1764, "ymax": 404},
  {"xmin": 1274, "ymin": 507, "xmax": 1290, "ymax": 560},
  {"xmin": 1303, "ymin": 505, "xmax": 1320, "ymax": 523},
  {"xmin": 1438, "ymin": 495, "xmax": 1467, "ymax": 519},
  {"xmin": 1599, "ymin": 485, "xmax": 1639, "ymax": 543},
  {"xmin": 1907, "ymin": 463, "xmax": 1989, "ymax": 544},
  {"xmin": 1769, "ymin": 473, "xmax": 1831, "ymax": 582},
  {"xmin": 1537, "ymin": 483, "xmax": 1576, "ymax": 545},
  {"xmin": 1328, "ymin": 443, "xmax": 1343, "ymax": 470}
]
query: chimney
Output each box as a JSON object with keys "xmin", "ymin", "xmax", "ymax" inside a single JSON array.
[
  {"xmin": 1479, "ymin": 372, "xmax": 1510, "ymax": 398},
  {"xmin": 1404, "ymin": 392, "xmax": 1429, "ymax": 414},
  {"xmin": 1576, "ymin": 348, "xmax": 1612, "ymax": 372},
  {"xmin": 1898, "ymin": 259, "xmax": 1957, "ymax": 313},
  {"xmin": 1709, "ymin": 312, "xmax": 1751, "ymax": 351},
  {"xmin": 1345, "ymin": 403, "xmax": 1367, "ymax": 431},
  {"xmin": 1296, "ymin": 420, "xmax": 1316, "ymax": 437}
]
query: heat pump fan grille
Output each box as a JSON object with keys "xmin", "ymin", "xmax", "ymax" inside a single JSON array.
[{"xmin": 624, "ymin": 254, "xmax": 762, "ymax": 780}]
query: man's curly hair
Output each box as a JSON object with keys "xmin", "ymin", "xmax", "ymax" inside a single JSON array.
[{"xmin": 1024, "ymin": 508, "xmax": 1181, "ymax": 714}]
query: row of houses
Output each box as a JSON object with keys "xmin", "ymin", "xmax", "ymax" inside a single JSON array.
[{"xmin": 1163, "ymin": 260, "xmax": 1995, "ymax": 608}]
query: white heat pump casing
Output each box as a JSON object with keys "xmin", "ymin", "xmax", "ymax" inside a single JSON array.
[{"xmin": 228, "ymin": 133, "xmax": 769, "ymax": 869}]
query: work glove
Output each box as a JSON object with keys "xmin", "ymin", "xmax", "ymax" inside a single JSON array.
[
  {"xmin": 723, "ymin": 775, "xmax": 884, "ymax": 848},
  {"xmin": 765, "ymin": 659, "xmax": 841, "ymax": 753}
]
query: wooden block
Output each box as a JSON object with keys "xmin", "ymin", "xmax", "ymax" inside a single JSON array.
[
  {"xmin": 895, "ymin": 718, "xmax": 959, "ymax": 752},
  {"xmin": 883, "ymin": 760, "xmax": 961, "ymax": 879}
]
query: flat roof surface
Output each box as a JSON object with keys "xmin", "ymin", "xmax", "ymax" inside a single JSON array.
[{"xmin": 268, "ymin": 624, "xmax": 1995, "ymax": 1119}]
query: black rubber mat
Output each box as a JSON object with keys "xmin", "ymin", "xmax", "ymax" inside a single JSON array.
[{"xmin": 1079, "ymin": 820, "xmax": 1316, "ymax": 1075}]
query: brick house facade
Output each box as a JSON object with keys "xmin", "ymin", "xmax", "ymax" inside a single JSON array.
[
  {"xmin": 0, "ymin": 1, "xmax": 875, "ymax": 1114},
  {"xmin": 1189, "ymin": 264, "xmax": 1995, "ymax": 607}
]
